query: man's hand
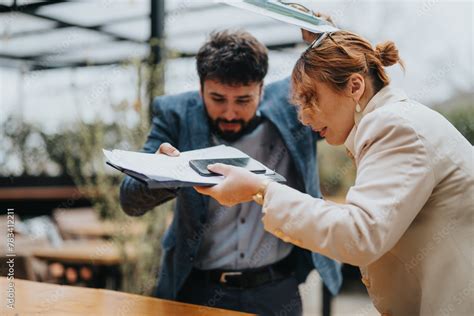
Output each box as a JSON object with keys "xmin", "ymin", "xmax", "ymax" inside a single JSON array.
[
  {"xmin": 156, "ymin": 142, "xmax": 180, "ymax": 157},
  {"xmin": 301, "ymin": 12, "xmax": 336, "ymax": 44},
  {"xmin": 301, "ymin": 29, "xmax": 318, "ymax": 44}
]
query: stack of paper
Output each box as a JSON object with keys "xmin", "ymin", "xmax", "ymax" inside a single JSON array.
[{"xmin": 103, "ymin": 145, "xmax": 286, "ymax": 189}]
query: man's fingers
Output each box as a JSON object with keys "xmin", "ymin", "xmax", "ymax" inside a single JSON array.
[
  {"xmin": 313, "ymin": 12, "xmax": 335, "ymax": 26},
  {"xmin": 207, "ymin": 163, "xmax": 233, "ymax": 176},
  {"xmin": 158, "ymin": 142, "xmax": 180, "ymax": 156},
  {"xmin": 301, "ymin": 29, "xmax": 317, "ymax": 43}
]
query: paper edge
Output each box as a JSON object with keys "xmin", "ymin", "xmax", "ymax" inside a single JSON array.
[{"xmin": 216, "ymin": 0, "xmax": 340, "ymax": 33}]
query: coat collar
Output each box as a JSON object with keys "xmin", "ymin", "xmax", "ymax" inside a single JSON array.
[
  {"xmin": 187, "ymin": 95, "xmax": 212, "ymax": 150},
  {"xmin": 344, "ymin": 85, "xmax": 408, "ymax": 157}
]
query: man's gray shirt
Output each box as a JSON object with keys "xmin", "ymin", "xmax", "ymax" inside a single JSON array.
[{"xmin": 195, "ymin": 119, "xmax": 304, "ymax": 270}]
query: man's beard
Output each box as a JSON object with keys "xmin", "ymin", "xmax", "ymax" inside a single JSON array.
[
  {"xmin": 209, "ymin": 118, "xmax": 249, "ymax": 142},
  {"xmin": 208, "ymin": 112, "xmax": 263, "ymax": 142}
]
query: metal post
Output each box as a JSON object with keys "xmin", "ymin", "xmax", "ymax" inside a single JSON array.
[{"xmin": 148, "ymin": 0, "xmax": 165, "ymax": 120}]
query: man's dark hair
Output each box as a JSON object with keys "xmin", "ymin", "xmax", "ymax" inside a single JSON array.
[{"xmin": 196, "ymin": 30, "xmax": 268, "ymax": 86}]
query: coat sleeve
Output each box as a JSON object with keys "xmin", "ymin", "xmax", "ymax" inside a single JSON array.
[
  {"xmin": 119, "ymin": 97, "xmax": 180, "ymax": 216},
  {"xmin": 261, "ymin": 110, "xmax": 436, "ymax": 266}
]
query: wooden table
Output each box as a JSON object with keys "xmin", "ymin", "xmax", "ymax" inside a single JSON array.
[
  {"xmin": 32, "ymin": 240, "xmax": 137, "ymax": 289},
  {"xmin": 32, "ymin": 240, "xmax": 137, "ymax": 266},
  {"xmin": 0, "ymin": 277, "xmax": 254, "ymax": 315},
  {"xmin": 59, "ymin": 221, "xmax": 146, "ymax": 239},
  {"xmin": 0, "ymin": 186, "xmax": 85, "ymax": 200}
]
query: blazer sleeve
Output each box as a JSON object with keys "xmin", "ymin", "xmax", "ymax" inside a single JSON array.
[
  {"xmin": 261, "ymin": 110, "xmax": 436, "ymax": 266},
  {"xmin": 119, "ymin": 97, "xmax": 180, "ymax": 216}
]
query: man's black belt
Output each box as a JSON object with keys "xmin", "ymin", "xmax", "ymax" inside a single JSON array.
[{"xmin": 191, "ymin": 255, "xmax": 294, "ymax": 289}]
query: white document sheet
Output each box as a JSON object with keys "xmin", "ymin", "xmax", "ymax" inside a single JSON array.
[{"xmin": 103, "ymin": 145, "xmax": 279, "ymax": 187}]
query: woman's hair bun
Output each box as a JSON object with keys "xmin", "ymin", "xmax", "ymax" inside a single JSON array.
[{"xmin": 375, "ymin": 41, "xmax": 400, "ymax": 67}]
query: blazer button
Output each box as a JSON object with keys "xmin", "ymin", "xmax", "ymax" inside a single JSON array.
[
  {"xmin": 189, "ymin": 255, "xmax": 195, "ymax": 263},
  {"xmin": 361, "ymin": 277, "xmax": 371, "ymax": 288}
]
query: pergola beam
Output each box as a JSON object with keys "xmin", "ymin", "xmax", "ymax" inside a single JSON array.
[
  {"xmin": 18, "ymin": 11, "xmax": 143, "ymax": 44},
  {"xmin": 0, "ymin": 40, "xmax": 300, "ymax": 71},
  {"xmin": 0, "ymin": 0, "xmax": 67, "ymax": 13},
  {"xmin": 0, "ymin": 1, "xmax": 301, "ymax": 71},
  {"xmin": 5, "ymin": 14, "xmax": 147, "ymax": 40},
  {"xmin": 29, "ymin": 59, "xmax": 144, "ymax": 71}
]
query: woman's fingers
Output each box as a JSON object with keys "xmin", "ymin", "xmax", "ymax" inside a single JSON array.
[
  {"xmin": 194, "ymin": 166, "xmax": 260, "ymax": 207},
  {"xmin": 194, "ymin": 186, "xmax": 213, "ymax": 195},
  {"xmin": 194, "ymin": 165, "xmax": 237, "ymax": 196},
  {"xmin": 194, "ymin": 185, "xmax": 234, "ymax": 206},
  {"xmin": 207, "ymin": 163, "xmax": 233, "ymax": 176},
  {"xmin": 157, "ymin": 142, "xmax": 180, "ymax": 156}
]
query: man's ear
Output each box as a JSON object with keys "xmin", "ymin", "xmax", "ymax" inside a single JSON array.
[{"xmin": 347, "ymin": 73, "xmax": 365, "ymax": 101}]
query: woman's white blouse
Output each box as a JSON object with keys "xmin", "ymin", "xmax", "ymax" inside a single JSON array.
[{"xmin": 262, "ymin": 85, "xmax": 473, "ymax": 315}]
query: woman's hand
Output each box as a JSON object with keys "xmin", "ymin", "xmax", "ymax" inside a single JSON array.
[{"xmin": 194, "ymin": 163, "xmax": 266, "ymax": 207}]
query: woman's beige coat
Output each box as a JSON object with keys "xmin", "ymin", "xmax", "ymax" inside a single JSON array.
[{"xmin": 262, "ymin": 86, "xmax": 473, "ymax": 315}]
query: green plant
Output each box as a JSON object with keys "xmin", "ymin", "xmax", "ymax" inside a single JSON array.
[
  {"xmin": 440, "ymin": 104, "xmax": 474, "ymax": 145},
  {"xmin": 0, "ymin": 116, "xmax": 55, "ymax": 176},
  {"xmin": 317, "ymin": 141, "xmax": 356, "ymax": 198},
  {"xmin": 55, "ymin": 62, "xmax": 172, "ymax": 295},
  {"xmin": 0, "ymin": 60, "xmax": 172, "ymax": 295}
]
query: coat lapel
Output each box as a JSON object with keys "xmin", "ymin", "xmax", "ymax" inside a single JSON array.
[{"xmin": 186, "ymin": 95, "xmax": 212, "ymax": 150}]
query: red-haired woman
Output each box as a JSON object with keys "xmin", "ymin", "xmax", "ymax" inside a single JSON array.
[{"xmin": 195, "ymin": 30, "xmax": 473, "ymax": 315}]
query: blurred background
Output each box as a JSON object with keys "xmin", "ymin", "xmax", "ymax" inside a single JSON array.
[{"xmin": 0, "ymin": 1, "xmax": 472, "ymax": 315}]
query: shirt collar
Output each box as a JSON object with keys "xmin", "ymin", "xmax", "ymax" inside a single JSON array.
[{"xmin": 344, "ymin": 85, "xmax": 408, "ymax": 157}]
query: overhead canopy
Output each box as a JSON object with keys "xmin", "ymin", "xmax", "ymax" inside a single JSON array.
[
  {"xmin": 0, "ymin": 0, "xmax": 304, "ymax": 71},
  {"xmin": 1, "ymin": 0, "xmax": 470, "ymax": 126}
]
